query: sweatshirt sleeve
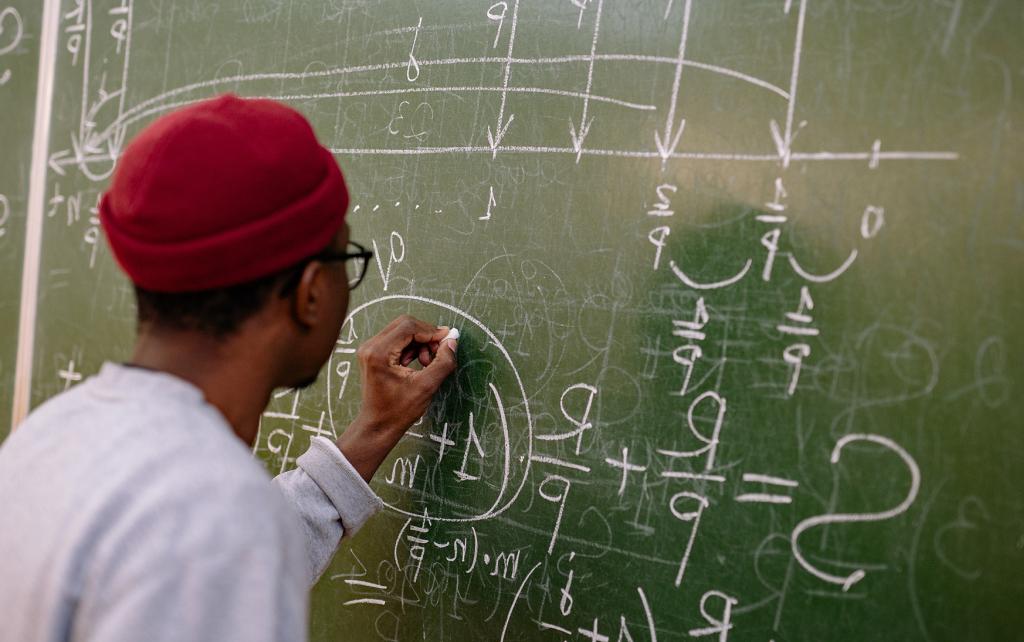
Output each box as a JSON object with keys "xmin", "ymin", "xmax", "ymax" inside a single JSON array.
[{"xmin": 272, "ymin": 436, "xmax": 383, "ymax": 585}]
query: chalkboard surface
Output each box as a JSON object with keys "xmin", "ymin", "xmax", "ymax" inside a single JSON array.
[
  {"xmin": 9, "ymin": 0, "xmax": 1024, "ymax": 640},
  {"xmin": 0, "ymin": 1, "xmax": 40, "ymax": 440}
]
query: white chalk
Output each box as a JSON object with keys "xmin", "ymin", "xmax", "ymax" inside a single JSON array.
[{"xmin": 443, "ymin": 328, "xmax": 460, "ymax": 342}]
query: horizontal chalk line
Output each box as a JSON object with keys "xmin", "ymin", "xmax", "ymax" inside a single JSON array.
[
  {"xmin": 327, "ymin": 145, "xmax": 960, "ymax": 163},
  {"xmin": 113, "ymin": 53, "xmax": 785, "ymax": 126},
  {"xmin": 735, "ymin": 493, "xmax": 793, "ymax": 504}
]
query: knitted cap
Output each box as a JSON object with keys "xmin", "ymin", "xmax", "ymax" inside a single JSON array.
[{"xmin": 99, "ymin": 94, "xmax": 349, "ymax": 292}]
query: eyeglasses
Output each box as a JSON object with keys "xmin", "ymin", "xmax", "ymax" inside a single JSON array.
[
  {"xmin": 312, "ymin": 240, "xmax": 374, "ymax": 290},
  {"xmin": 278, "ymin": 240, "xmax": 374, "ymax": 297}
]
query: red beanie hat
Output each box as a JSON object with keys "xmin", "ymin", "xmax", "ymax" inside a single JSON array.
[{"xmin": 99, "ymin": 94, "xmax": 349, "ymax": 292}]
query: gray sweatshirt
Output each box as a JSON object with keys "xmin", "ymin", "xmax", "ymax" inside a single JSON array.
[{"xmin": 0, "ymin": 363, "xmax": 383, "ymax": 642}]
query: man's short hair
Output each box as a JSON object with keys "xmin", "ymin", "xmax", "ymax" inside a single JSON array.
[{"xmin": 134, "ymin": 263, "xmax": 307, "ymax": 338}]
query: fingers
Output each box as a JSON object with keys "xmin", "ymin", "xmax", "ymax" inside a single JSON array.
[
  {"xmin": 364, "ymin": 315, "xmax": 454, "ymax": 371},
  {"xmin": 379, "ymin": 315, "xmax": 448, "ymax": 350},
  {"xmin": 413, "ymin": 334, "xmax": 457, "ymax": 392},
  {"xmin": 364, "ymin": 317, "xmax": 448, "ymax": 372},
  {"xmin": 400, "ymin": 347, "xmax": 418, "ymax": 367},
  {"xmin": 352, "ymin": 317, "xmax": 460, "ymax": 459},
  {"xmin": 399, "ymin": 340, "xmax": 441, "ymax": 367}
]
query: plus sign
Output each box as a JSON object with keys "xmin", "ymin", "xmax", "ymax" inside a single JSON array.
[
  {"xmin": 604, "ymin": 447, "xmax": 647, "ymax": 496},
  {"xmin": 300, "ymin": 411, "xmax": 334, "ymax": 440},
  {"xmin": 577, "ymin": 618, "xmax": 609, "ymax": 642},
  {"xmin": 58, "ymin": 360, "xmax": 83, "ymax": 391},
  {"xmin": 430, "ymin": 422, "xmax": 456, "ymax": 459}
]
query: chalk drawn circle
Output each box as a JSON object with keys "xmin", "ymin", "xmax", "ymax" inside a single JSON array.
[{"xmin": 327, "ymin": 295, "xmax": 533, "ymax": 523}]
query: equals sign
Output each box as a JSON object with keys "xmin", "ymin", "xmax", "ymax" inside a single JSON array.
[
  {"xmin": 735, "ymin": 473, "xmax": 799, "ymax": 505},
  {"xmin": 672, "ymin": 318, "xmax": 706, "ymax": 342},
  {"xmin": 342, "ymin": 579, "xmax": 387, "ymax": 606}
]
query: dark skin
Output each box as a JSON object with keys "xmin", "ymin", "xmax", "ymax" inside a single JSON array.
[{"xmin": 130, "ymin": 223, "xmax": 457, "ymax": 481}]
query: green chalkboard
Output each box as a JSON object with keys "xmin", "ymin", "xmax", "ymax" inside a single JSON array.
[
  {"xmin": 0, "ymin": 1, "xmax": 40, "ymax": 439},
  {"xmin": 12, "ymin": 0, "xmax": 1024, "ymax": 640}
]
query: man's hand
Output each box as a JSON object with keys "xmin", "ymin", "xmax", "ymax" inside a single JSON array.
[{"xmin": 336, "ymin": 315, "xmax": 458, "ymax": 481}]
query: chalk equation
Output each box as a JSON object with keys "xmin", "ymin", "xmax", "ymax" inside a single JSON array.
[
  {"xmin": 37, "ymin": 0, "xmax": 1018, "ymax": 640},
  {"xmin": 330, "ymin": 295, "xmax": 535, "ymax": 524}
]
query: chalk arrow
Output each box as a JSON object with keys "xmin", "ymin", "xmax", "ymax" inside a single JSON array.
[
  {"xmin": 769, "ymin": 118, "xmax": 806, "ymax": 166},
  {"xmin": 89, "ymin": 123, "xmax": 126, "ymax": 160},
  {"xmin": 48, "ymin": 150, "xmax": 70, "ymax": 176},
  {"xmin": 568, "ymin": 116, "xmax": 594, "ymax": 163},
  {"xmin": 73, "ymin": 129, "xmax": 105, "ymax": 169},
  {"xmin": 769, "ymin": 119, "xmax": 790, "ymax": 163},
  {"xmin": 80, "ymin": 124, "xmax": 104, "ymax": 156},
  {"xmin": 486, "ymin": 113, "xmax": 515, "ymax": 158},
  {"xmin": 654, "ymin": 118, "xmax": 686, "ymax": 168},
  {"xmin": 69, "ymin": 132, "xmax": 86, "ymax": 165},
  {"xmin": 108, "ymin": 124, "xmax": 127, "ymax": 158},
  {"xmin": 85, "ymin": 127, "xmax": 105, "ymax": 154},
  {"xmin": 655, "ymin": 0, "xmax": 692, "ymax": 170}
]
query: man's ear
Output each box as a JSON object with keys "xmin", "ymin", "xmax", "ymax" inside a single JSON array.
[{"xmin": 291, "ymin": 261, "xmax": 325, "ymax": 330}]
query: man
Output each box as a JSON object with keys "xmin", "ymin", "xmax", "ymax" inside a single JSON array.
[{"xmin": 0, "ymin": 94, "xmax": 455, "ymax": 641}]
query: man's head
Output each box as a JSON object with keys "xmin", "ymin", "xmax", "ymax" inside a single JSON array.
[
  {"xmin": 100, "ymin": 94, "xmax": 355, "ymax": 389},
  {"xmin": 131, "ymin": 222, "xmax": 354, "ymax": 389}
]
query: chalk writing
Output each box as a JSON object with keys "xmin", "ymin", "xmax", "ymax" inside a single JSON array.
[{"xmin": 33, "ymin": 0, "xmax": 995, "ymax": 638}]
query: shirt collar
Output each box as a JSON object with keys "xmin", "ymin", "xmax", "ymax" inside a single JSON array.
[{"xmin": 89, "ymin": 361, "xmax": 207, "ymax": 405}]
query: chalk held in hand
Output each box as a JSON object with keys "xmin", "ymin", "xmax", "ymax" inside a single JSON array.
[{"xmin": 443, "ymin": 327, "xmax": 459, "ymax": 351}]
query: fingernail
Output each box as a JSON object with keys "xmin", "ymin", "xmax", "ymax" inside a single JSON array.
[{"xmin": 446, "ymin": 339, "xmax": 458, "ymax": 353}]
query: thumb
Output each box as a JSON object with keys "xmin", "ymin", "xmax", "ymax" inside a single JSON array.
[{"xmin": 415, "ymin": 337, "xmax": 458, "ymax": 391}]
